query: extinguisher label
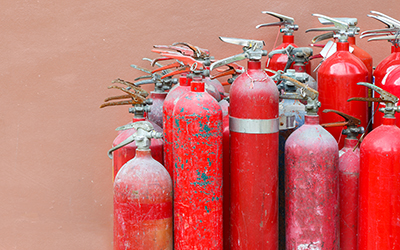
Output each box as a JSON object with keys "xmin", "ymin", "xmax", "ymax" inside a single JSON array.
[
  {"xmin": 229, "ymin": 116, "xmax": 279, "ymax": 134},
  {"xmin": 320, "ymin": 41, "xmax": 355, "ymax": 59}
]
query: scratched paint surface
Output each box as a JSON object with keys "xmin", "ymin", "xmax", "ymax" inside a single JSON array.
[
  {"xmin": 163, "ymin": 79, "xmax": 191, "ymax": 182},
  {"xmin": 358, "ymin": 119, "xmax": 400, "ymax": 250},
  {"xmin": 278, "ymin": 99, "xmax": 305, "ymax": 249},
  {"xmin": 112, "ymin": 118, "xmax": 164, "ymax": 181},
  {"xmin": 285, "ymin": 115, "xmax": 339, "ymax": 249},
  {"xmin": 114, "ymin": 150, "xmax": 173, "ymax": 250},
  {"xmin": 148, "ymin": 92, "xmax": 168, "ymax": 129},
  {"xmin": 229, "ymin": 61, "xmax": 279, "ymax": 249},
  {"xmin": 338, "ymin": 138, "xmax": 360, "ymax": 250},
  {"xmin": 173, "ymin": 84, "xmax": 223, "ymax": 250}
]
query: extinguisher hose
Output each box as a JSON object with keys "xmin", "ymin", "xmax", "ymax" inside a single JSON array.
[{"xmin": 107, "ymin": 135, "xmax": 136, "ymax": 159}]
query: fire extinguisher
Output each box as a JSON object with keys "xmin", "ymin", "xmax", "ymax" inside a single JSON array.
[
  {"xmin": 153, "ymin": 43, "xmax": 224, "ymax": 101},
  {"xmin": 108, "ymin": 121, "xmax": 172, "ymax": 250},
  {"xmin": 271, "ymin": 72, "xmax": 339, "ymax": 250},
  {"xmin": 256, "ymin": 11, "xmax": 312, "ymax": 75},
  {"xmin": 360, "ymin": 11, "xmax": 400, "ymax": 128},
  {"xmin": 131, "ymin": 62, "xmax": 178, "ymax": 128},
  {"xmin": 100, "ymin": 78, "xmax": 164, "ymax": 181},
  {"xmin": 307, "ymin": 14, "xmax": 368, "ymax": 149},
  {"xmin": 310, "ymin": 16, "xmax": 373, "ymax": 83},
  {"xmin": 156, "ymin": 51, "xmax": 223, "ymax": 249},
  {"xmin": 321, "ymin": 109, "xmax": 364, "ymax": 250},
  {"xmin": 210, "ymin": 63, "xmax": 244, "ymax": 250},
  {"xmin": 267, "ymin": 45, "xmax": 317, "ymax": 91},
  {"xmin": 211, "ymin": 37, "xmax": 279, "ymax": 249},
  {"xmin": 348, "ymin": 82, "xmax": 400, "ymax": 250}
]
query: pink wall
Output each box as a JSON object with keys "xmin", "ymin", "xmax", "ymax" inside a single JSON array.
[{"xmin": 0, "ymin": 1, "xmax": 396, "ymax": 249}]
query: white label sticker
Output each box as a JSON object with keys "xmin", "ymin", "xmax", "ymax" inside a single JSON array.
[{"xmin": 320, "ymin": 41, "xmax": 354, "ymax": 59}]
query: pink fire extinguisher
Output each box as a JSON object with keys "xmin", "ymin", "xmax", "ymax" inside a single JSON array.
[{"xmin": 108, "ymin": 121, "xmax": 172, "ymax": 250}]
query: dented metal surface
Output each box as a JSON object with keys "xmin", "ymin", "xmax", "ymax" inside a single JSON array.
[{"xmin": 173, "ymin": 79, "xmax": 223, "ymax": 249}]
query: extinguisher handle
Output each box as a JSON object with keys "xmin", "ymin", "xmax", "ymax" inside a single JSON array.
[
  {"xmin": 108, "ymin": 135, "xmax": 136, "ymax": 159},
  {"xmin": 171, "ymin": 42, "xmax": 210, "ymax": 59},
  {"xmin": 111, "ymin": 78, "xmax": 149, "ymax": 98},
  {"xmin": 153, "ymin": 45, "xmax": 195, "ymax": 57},
  {"xmin": 210, "ymin": 63, "xmax": 244, "ymax": 80},
  {"xmin": 370, "ymin": 11, "xmax": 400, "ymax": 27},
  {"xmin": 322, "ymin": 109, "xmax": 361, "ymax": 127},
  {"xmin": 311, "ymin": 32, "xmax": 335, "ymax": 44},
  {"xmin": 130, "ymin": 64, "xmax": 152, "ymax": 74},
  {"xmin": 256, "ymin": 11, "xmax": 298, "ymax": 35},
  {"xmin": 151, "ymin": 61, "xmax": 184, "ymax": 74}
]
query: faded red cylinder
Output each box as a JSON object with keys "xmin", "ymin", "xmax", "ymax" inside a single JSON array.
[
  {"xmin": 173, "ymin": 79, "xmax": 223, "ymax": 249},
  {"xmin": 267, "ymin": 35, "xmax": 311, "ymax": 75},
  {"xmin": 373, "ymin": 49, "xmax": 400, "ymax": 128},
  {"xmin": 112, "ymin": 117, "xmax": 163, "ymax": 181},
  {"xmin": 230, "ymin": 60, "xmax": 279, "ymax": 249},
  {"xmin": 358, "ymin": 117, "xmax": 400, "ymax": 250},
  {"xmin": 148, "ymin": 91, "xmax": 168, "ymax": 128},
  {"xmin": 114, "ymin": 149, "xmax": 173, "ymax": 250},
  {"xmin": 317, "ymin": 42, "xmax": 368, "ymax": 148},
  {"xmin": 285, "ymin": 115, "xmax": 339, "ymax": 249},
  {"xmin": 163, "ymin": 75, "xmax": 191, "ymax": 180},
  {"xmin": 339, "ymin": 138, "xmax": 360, "ymax": 250}
]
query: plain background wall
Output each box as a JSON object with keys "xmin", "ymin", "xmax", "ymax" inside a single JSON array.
[{"xmin": 0, "ymin": 1, "xmax": 397, "ymax": 249}]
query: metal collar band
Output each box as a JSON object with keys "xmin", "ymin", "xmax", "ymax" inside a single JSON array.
[{"xmin": 229, "ymin": 116, "xmax": 279, "ymax": 134}]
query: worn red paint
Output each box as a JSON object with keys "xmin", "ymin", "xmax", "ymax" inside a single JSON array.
[
  {"xmin": 358, "ymin": 117, "xmax": 400, "ymax": 249},
  {"xmin": 114, "ymin": 149, "xmax": 173, "ymax": 250},
  {"xmin": 318, "ymin": 42, "xmax": 368, "ymax": 149},
  {"xmin": 285, "ymin": 115, "xmax": 339, "ymax": 249},
  {"xmin": 173, "ymin": 79, "xmax": 223, "ymax": 249},
  {"xmin": 339, "ymin": 138, "xmax": 360, "ymax": 250},
  {"xmin": 112, "ymin": 117, "xmax": 163, "ymax": 181},
  {"xmin": 230, "ymin": 60, "xmax": 279, "ymax": 249},
  {"xmin": 148, "ymin": 91, "xmax": 168, "ymax": 128},
  {"xmin": 374, "ymin": 63, "xmax": 400, "ymax": 128},
  {"xmin": 163, "ymin": 75, "xmax": 191, "ymax": 180},
  {"xmin": 266, "ymin": 35, "xmax": 311, "ymax": 76}
]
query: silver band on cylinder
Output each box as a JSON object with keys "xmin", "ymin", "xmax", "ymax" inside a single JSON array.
[{"xmin": 229, "ymin": 116, "xmax": 279, "ymax": 134}]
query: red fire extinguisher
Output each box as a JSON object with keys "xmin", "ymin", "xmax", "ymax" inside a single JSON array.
[
  {"xmin": 211, "ymin": 37, "xmax": 279, "ymax": 249},
  {"xmin": 311, "ymin": 16, "xmax": 373, "ymax": 83},
  {"xmin": 131, "ymin": 62, "xmax": 178, "ymax": 128},
  {"xmin": 308, "ymin": 14, "xmax": 368, "ymax": 149},
  {"xmin": 256, "ymin": 11, "xmax": 312, "ymax": 75},
  {"xmin": 322, "ymin": 109, "xmax": 364, "ymax": 250},
  {"xmin": 108, "ymin": 121, "xmax": 172, "ymax": 250},
  {"xmin": 272, "ymin": 73, "xmax": 339, "ymax": 249},
  {"xmin": 157, "ymin": 52, "xmax": 223, "ymax": 249},
  {"xmin": 100, "ymin": 79, "xmax": 164, "ymax": 181},
  {"xmin": 360, "ymin": 11, "xmax": 400, "ymax": 128},
  {"xmin": 348, "ymin": 82, "xmax": 400, "ymax": 250}
]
